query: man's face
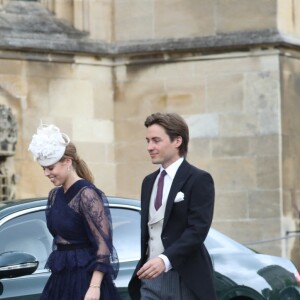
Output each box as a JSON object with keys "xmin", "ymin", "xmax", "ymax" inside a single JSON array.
[{"xmin": 146, "ymin": 124, "xmax": 182, "ymax": 169}]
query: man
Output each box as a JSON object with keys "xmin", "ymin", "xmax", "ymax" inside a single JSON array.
[{"xmin": 128, "ymin": 112, "xmax": 217, "ymax": 299}]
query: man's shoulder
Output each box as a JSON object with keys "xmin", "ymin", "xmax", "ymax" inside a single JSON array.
[
  {"xmin": 144, "ymin": 169, "xmax": 159, "ymax": 180},
  {"xmin": 181, "ymin": 160, "xmax": 212, "ymax": 177}
]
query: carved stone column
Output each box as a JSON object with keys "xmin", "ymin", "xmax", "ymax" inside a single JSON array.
[{"xmin": 0, "ymin": 105, "xmax": 17, "ymax": 201}]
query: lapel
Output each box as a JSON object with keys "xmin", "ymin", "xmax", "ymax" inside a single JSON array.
[
  {"xmin": 141, "ymin": 169, "xmax": 159, "ymax": 232},
  {"xmin": 148, "ymin": 199, "xmax": 166, "ymax": 224},
  {"xmin": 163, "ymin": 160, "xmax": 192, "ymax": 230}
]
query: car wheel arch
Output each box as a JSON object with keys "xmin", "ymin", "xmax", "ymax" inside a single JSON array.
[{"xmin": 219, "ymin": 286, "xmax": 266, "ymax": 300}]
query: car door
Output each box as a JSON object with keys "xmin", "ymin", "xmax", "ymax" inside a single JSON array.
[
  {"xmin": 0, "ymin": 209, "xmax": 52, "ymax": 300},
  {"xmin": 110, "ymin": 206, "xmax": 141, "ymax": 300}
]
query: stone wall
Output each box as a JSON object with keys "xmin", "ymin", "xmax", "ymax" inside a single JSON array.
[
  {"xmin": 114, "ymin": 0, "xmax": 277, "ymax": 41},
  {"xmin": 114, "ymin": 49, "xmax": 289, "ymax": 258},
  {"xmin": 0, "ymin": 0, "xmax": 300, "ymax": 267},
  {"xmin": 0, "ymin": 54, "xmax": 116, "ymax": 198},
  {"xmin": 281, "ymin": 51, "xmax": 300, "ymax": 267},
  {"xmin": 0, "ymin": 104, "xmax": 17, "ymax": 201},
  {"xmin": 39, "ymin": 0, "xmax": 300, "ymax": 42}
]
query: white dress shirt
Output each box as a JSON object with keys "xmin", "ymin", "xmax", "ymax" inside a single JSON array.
[{"xmin": 151, "ymin": 157, "xmax": 184, "ymax": 272}]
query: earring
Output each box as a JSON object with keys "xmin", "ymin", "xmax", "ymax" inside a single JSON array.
[{"xmin": 67, "ymin": 166, "xmax": 70, "ymax": 172}]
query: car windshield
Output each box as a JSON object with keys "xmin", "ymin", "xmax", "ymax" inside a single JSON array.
[{"xmin": 205, "ymin": 228, "xmax": 253, "ymax": 254}]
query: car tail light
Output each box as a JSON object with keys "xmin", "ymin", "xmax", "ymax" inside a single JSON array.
[{"xmin": 295, "ymin": 271, "xmax": 300, "ymax": 286}]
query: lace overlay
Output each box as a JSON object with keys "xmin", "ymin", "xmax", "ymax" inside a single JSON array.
[{"xmin": 45, "ymin": 180, "xmax": 119, "ymax": 279}]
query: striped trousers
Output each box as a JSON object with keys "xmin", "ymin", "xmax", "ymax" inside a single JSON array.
[{"xmin": 141, "ymin": 270, "xmax": 198, "ymax": 300}]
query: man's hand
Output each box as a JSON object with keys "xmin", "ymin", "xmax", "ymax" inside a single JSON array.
[{"xmin": 137, "ymin": 257, "xmax": 165, "ymax": 279}]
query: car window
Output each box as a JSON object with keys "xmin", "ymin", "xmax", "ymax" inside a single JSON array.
[
  {"xmin": 110, "ymin": 207, "xmax": 140, "ymax": 261},
  {"xmin": 205, "ymin": 228, "xmax": 253, "ymax": 254},
  {"xmin": 0, "ymin": 210, "xmax": 52, "ymax": 271}
]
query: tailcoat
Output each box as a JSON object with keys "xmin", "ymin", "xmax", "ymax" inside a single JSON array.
[{"xmin": 128, "ymin": 160, "xmax": 217, "ymax": 300}]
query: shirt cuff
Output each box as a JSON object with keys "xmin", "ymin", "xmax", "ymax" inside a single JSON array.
[{"xmin": 158, "ymin": 254, "xmax": 172, "ymax": 272}]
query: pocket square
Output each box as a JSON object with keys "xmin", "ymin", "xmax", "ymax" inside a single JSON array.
[{"xmin": 174, "ymin": 191, "xmax": 185, "ymax": 202}]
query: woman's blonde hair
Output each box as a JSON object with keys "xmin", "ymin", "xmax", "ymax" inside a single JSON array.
[{"xmin": 61, "ymin": 142, "xmax": 94, "ymax": 183}]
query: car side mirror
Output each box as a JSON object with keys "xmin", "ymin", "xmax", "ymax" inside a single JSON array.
[{"xmin": 0, "ymin": 251, "xmax": 39, "ymax": 279}]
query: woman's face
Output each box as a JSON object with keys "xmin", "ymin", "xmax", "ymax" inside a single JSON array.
[{"xmin": 42, "ymin": 159, "xmax": 70, "ymax": 186}]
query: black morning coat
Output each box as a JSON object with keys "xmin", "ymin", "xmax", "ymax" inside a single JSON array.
[{"xmin": 128, "ymin": 159, "xmax": 217, "ymax": 300}]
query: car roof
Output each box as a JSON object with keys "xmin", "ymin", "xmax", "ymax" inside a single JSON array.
[
  {"xmin": 0, "ymin": 198, "xmax": 47, "ymax": 219},
  {"xmin": 108, "ymin": 197, "xmax": 140, "ymax": 209},
  {"xmin": 0, "ymin": 196, "xmax": 257, "ymax": 256},
  {"xmin": 0, "ymin": 196, "xmax": 140, "ymax": 220}
]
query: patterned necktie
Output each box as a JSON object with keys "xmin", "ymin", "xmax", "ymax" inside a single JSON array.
[{"xmin": 155, "ymin": 170, "xmax": 167, "ymax": 210}]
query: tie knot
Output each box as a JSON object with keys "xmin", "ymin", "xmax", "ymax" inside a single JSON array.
[{"xmin": 160, "ymin": 170, "xmax": 167, "ymax": 178}]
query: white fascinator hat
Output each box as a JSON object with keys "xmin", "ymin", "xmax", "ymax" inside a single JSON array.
[{"xmin": 28, "ymin": 123, "xmax": 70, "ymax": 167}]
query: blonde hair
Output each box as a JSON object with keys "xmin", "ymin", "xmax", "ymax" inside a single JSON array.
[{"xmin": 61, "ymin": 142, "xmax": 94, "ymax": 183}]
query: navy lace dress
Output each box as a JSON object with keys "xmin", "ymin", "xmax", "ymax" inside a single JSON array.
[{"xmin": 40, "ymin": 179, "xmax": 120, "ymax": 300}]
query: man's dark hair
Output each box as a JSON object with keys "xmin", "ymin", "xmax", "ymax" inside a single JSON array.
[{"xmin": 144, "ymin": 112, "xmax": 189, "ymax": 158}]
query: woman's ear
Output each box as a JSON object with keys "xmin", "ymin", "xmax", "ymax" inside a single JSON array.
[{"xmin": 64, "ymin": 157, "xmax": 73, "ymax": 167}]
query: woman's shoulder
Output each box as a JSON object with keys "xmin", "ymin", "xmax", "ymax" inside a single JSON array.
[
  {"xmin": 79, "ymin": 180, "xmax": 105, "ymax": 198},
  {"xmin": 47, "ymin": 186, "xmax": 62, "ymax": 205},
  {"xmin": 48, "ymin": 186, "xmax": 60, "ymax": 198},
  {"xmin": 79, "ymin": 180, "xmax": 97, "ymax": 192}
]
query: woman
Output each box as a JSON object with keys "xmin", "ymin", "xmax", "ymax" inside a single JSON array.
[{"xmin": 28, "ymin": 123, "xmax": 120, "ymax": 300}]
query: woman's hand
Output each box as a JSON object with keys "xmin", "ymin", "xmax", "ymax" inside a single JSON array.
[
  {"xmin": 84, "ymin": 286, "xmax": 100, "ymax": 300},
  {"xmin": 85, "ymin": 270, "xmax": 104, "ymax": 299}
]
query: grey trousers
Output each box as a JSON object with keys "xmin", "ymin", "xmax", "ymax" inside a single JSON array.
[{"xmin": 140, "ymin": 270, "xmax": 197, "ymax": 300}]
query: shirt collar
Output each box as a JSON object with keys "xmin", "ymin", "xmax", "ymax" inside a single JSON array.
[{"xmin": 160, "ymin": 157, "xmax": 184, "ymax": 180}]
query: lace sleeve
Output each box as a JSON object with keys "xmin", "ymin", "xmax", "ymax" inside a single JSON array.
[
  {"xmin": 79, "ymin": 187, "xmax": 119, "ymax": 279},
  {"xmin": 45, "ymin": 187, "xmax": 59, "ymax": 246},
  {"xmin": 47, "ymin": 187, "xmax": 58, "ymax": 208}
]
